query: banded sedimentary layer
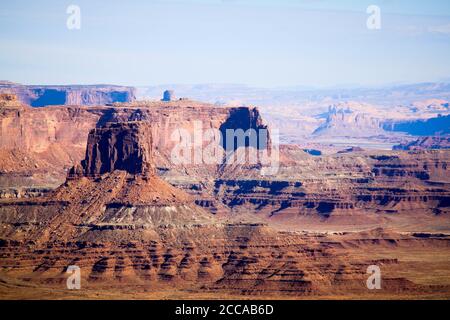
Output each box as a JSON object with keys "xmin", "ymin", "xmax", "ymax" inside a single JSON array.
[
  {"xmin": 0, "ymin": 96, "xmax": 449, "ymax": 230},
  {"xmin": 0, "ymin": 95, "xmax": 449, "ymax": 298},
  {"xmin": 1, "ymin": 120, "xmax": 449, "ymax": 299}
]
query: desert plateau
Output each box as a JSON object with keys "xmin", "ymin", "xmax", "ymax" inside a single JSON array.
[
  {"xmin": 1, "ymin": 1, "xmax": 450, "ymax": 303},
  {"xmin": 0, "ymin": 89, "xmax": 449, "ymax": 300}
]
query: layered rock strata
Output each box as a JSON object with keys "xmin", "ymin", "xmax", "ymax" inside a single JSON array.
[
  {"xmin": 0, "ymin": 96, "xmax": 449, "ymax": 232},
  {"xmin": 1, "ymin": 121, "xmax": 448, "ymax": 298}
]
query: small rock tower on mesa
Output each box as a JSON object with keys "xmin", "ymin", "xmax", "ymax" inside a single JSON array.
[{"xmin": 162, "ymin": 90, "xmax": 175, "ymax": 102}]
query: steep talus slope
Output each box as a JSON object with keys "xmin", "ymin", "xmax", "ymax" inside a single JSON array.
[{"xmin": 0, "ymin": 121, "xmax": 208, "ymax": 243}]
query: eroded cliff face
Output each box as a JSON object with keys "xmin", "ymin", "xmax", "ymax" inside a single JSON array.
[
  {"xmin": 0, "ymin": 100, "xmax": 106, "ymax": 197},
  {"xmin": 0, "ymin": 99, "xmax": 269, "ymax": 170},
  {"xmin": 0, "ymin": 83, "xmax": 136, "ymax": 107},
  {"xmin": 0, "ymin": 120, "xmax": 207, "ymax": 243},
  {"xmin": 1, "ymin": 120, "xmax": 448, "ymax": 299},
  {"xmin": 0, "ymin": 98, "xmax": 270, "ymax": 197},
  {"xmin": 208, "ymin": 146, "xmax": 450, "ymax": 231},
  {"xmin": 76, "ymin": 122, "xmax": 155, "ymax": 177},
  {"xmin": 1, "ymin": 96, "xmax": 449, "ymax": 231}
]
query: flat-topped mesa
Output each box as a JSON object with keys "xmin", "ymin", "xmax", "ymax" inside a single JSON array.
[
  {"xmin": 104, "ymin": 102, "xmax": 272, "ymax": 153},
  {"xmin": 0, "ymin": 83, "xmax": 136, "ymax": 107},
  {"xmin": 68, "ymin": 121, "xmax": 155, "ymax": 178}
]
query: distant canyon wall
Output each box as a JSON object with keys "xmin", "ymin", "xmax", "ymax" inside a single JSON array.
[
  {"xmin": 383, "ymin": 115, "xmax": 450, "ymax": 136},
  {"xmin": 0, "ymin": 82, "xmax": 136, "ymax": 107},
  {"xmin": 0, "ymin": 98, "xmax": 270, "ymax": 190},
  {"xmin": 313, "ymin": 107, "xmax": 450, "ymax": 138}
]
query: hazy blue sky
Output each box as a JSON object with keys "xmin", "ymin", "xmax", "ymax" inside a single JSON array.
[{"xmin": 1, "ymin": 0, "xmax": 450, "ymax": 87}]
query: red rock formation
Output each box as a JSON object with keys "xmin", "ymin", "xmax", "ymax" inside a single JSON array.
[
  {"xmin": 211, "ymin": 146, "xmax": 450, "ymax": 230},
  {"xmin": 1, "ymin": 98, "xmax": 449, "ymax": 230},
  {"xmin": 0, "ymin": 100, "xmax": 271, "ymax": 197},
  {"xmin": 0, "ymin": 120, "xmax": 208, "ymax": 243},
  {"xmin": 77, "ymin": 122, "xmax": 155, "ymax": 177},
  {"xmin": 0, "ymin": 112, "xmax": 449, "ymax": 299}
]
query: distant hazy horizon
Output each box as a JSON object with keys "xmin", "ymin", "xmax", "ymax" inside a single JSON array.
[
  {"xmin": 1, "ymin": 0, "xmax": 450, "ymax": 87},
  {"xmin": 3, "ymin": 79, "xmax": 450, "ymax": 91}
]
